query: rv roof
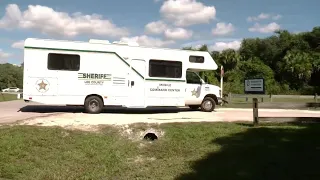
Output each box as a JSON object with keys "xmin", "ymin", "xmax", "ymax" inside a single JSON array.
[
  {"xmin": 24, "ymin": 38, "xmax": 218, "ymax": 71},
  {"xmin": 24, "ymin": 38, "xmax": 209, "ymax": 54}
]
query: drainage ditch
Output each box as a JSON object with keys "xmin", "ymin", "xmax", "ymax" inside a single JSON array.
[{"xmin": 143, "ymin": 132, "xmax": 158, "ymax": 141}]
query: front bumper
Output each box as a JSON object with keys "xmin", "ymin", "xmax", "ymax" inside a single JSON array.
[{"xmin": 217, "ymin": 97, "xmax": 223, "ymax": 105}]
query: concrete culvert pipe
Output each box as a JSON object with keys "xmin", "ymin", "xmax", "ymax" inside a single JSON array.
[{"xmin": 143, "ymin": 133, "xmax": 158, "ymax": 141}]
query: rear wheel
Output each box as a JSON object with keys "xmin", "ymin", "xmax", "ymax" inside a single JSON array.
[
  {"xmin": 189, "ymin": 105, "xmax": 200, "ymax": 110},
  {"xmin": 84, "ymin": 96, "xmax": 103, "ymax": 114},
  {"xmin": 200, "ymin": 97, "xmax": 216, "ymax": 112}
]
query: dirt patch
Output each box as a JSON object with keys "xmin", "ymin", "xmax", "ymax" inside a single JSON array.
[
  {"xmin": 118, "ymin": 124, "xmax": 165, "ymax": 142},
  {"xmin": 16, "ymin": 114, "xmax": 167, "ymax": 136},
  {"xmin": 16, "ymin": 114, "xmax": 106, "ymax": 132},
  {"xmin": 61, "ymin": 131, "xmax": 70, "ymax": 137},
  {"xmin": 127, "ymin": 155, "xmax": 156, "ymax": 164},
  {"xmin": 14, "ymin": 109, "xmax": 227, "ymax": 130},
  {"xmin": 16, "ymin": 107, "xmax": 314, "ymax": 132}
]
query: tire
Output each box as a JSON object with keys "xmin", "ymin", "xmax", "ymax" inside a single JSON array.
[
  {"xmin": 200, "ymin": 97, "xmax": 216, "ymax": 112},
  {"xmin": 84, "ymin": 96, "xmax": 104, "ymax": 114},
  {"xmin": 189, "ymin": 105, "xmax": 200, "ymax": 110}
]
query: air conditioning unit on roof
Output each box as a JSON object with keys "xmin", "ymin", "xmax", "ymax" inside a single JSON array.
[
  {"xmin": 89, "ymin": 39, "xmax": 111, "ymax": 44},
  {"xmin": 112, "ymin": 41, "xmax": 139, "ymax": 47}
]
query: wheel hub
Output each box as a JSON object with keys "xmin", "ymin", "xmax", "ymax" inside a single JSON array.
[
  {"xmin": 204, "ymin": 100, "xmax": 212, "ymax": 110},
  {"xmin": 89, "ymin": 99, "xmax": 99, "ymax": 111}
]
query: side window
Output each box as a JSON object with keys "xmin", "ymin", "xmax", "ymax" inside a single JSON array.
[
  {"xmin": 189, "ymin": 55, "xmax": 204, "ymax": 63},
  {"xmin": 186, "ymin": 71, "xmax": 201, "ymax": 84},
  {"xmin": 149, "ymin": 59, "xmax": 182, "ymax": 78},
  {"xmin": 47, "ymin": 53, "xmax": 80, "ymax": 71}
]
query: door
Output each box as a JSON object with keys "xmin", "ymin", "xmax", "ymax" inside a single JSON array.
[
  {"xmin": 127, "ymin": 59, "xmax": 146, "ymax": 107},
  {"xmin": 185, "ymin": 71, "xmax": 203, "ymax": 105}
]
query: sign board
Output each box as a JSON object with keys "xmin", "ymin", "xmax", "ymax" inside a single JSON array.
[{"xmin": 244, "ymin": 78, "xmax": 265, "ymax": 94}]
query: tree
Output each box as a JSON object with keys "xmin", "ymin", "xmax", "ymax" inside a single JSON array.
[
  {"xmin": 0, "ymin": 63, "xmax": 23, "ymax": 90},
  {"xmin": 183, "ymin": 26, "xmax": 320, "ymax": 94}
]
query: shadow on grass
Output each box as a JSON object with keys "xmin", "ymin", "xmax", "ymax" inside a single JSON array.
[{"xmin": 176, "ymin": 118, "xmax": 320, "ymax": 180}]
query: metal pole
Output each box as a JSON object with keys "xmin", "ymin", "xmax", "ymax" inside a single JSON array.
[
  {"xmin": 253, "ymin": 98, "xmax": 259, "ymax": 126},
  {"xmin": 220, "ymin": 65, "xmax": 224, "ymax": 106}
]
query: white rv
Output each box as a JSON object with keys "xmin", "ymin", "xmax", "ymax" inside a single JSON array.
[{"xmin": 23, "ymin": 38, "xmax": 222, "ymax": 113}]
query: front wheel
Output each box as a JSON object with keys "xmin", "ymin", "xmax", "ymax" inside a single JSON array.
[
  {"xmin": 84, "ymin": 96, "xmax": 104, "ymax": 114},
  {"xmin": 200, "ymin": 97, "xmax": 216, "ymax": 112}
]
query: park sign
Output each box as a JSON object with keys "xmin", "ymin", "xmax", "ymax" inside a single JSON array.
[{"xmin": 244, "ymin": 78, "xmax": 265, "ymax": 94}]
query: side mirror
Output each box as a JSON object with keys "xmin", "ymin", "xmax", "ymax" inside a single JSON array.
[{"xmin": 204, "ymin": 76, "xmax": 209, "ymax": 83}]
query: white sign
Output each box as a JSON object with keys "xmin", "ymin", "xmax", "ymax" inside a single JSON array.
[{"xmin": 245, "ymin": 78, "xmax": 264, "ymax": 93}]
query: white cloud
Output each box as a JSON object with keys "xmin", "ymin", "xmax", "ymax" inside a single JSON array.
[
  {"xmin": 209, "ymin": 40, "xmax": 241, "ymax": 52},
  {"xmin": 212, "ymin": 22, "xmax": 235, "ymax": 36},
  {"xmin": 247, "ymin": 13, "xmax": 282, "ymax": 22},
  {"xmin": 145, "ymin": 20, "xmax": 168, "ymax": 34},
  {"xmin": 0, "ymin": 4, "xmax": 22, "ymax": 28},
  {"xmin": 164, "ymin": 28, "xmax": 193, "ymax": 40},
  {"xmin": 160, "ymin": 0, "xmax": 216, "ymax": 26},
  {"xmin": 180, "ymin": 38, "xmax": 239, "ymax": 47},
  {"xmin": 11, "ymin": 40, "xmax": 24, "ymax": 49},
  {"xmin": 247, "ymin": 13, "xmax": 270, "ymax": 22},
  {"xmin": 120, "ymin": 35, "xmax": 175, "ymax": 47},
  {"xmin": 248, "ymin": 22, "xmax": 280, "ymax": 33},
  {"xmin": 272, "ymin": 14, "xmax": 282, "ymax": 20},
  {"xmin": 0, "ymin": 4, "xmax": 129, "ymax": 38},
  {"xmin": 292, "ymin": 30, "xmax": 301, "ymax": 34},
  {"xmin": 145, "ymin": 21, "xmax": 193, "ymax": 40},
  {"xmin": 0, "ymin": 49, "xmax": 11, "ymax": 63}
]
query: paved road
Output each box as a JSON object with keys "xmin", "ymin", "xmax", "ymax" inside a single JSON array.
[
  {"xmin": 0, "ymin": 100, "xmax": 59, "ymax": 124},
  {"xmin": 1, "ymin": 100, "xmax": 320, "ymax": 125}
]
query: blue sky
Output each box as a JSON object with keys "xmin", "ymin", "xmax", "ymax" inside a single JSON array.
[{"xmin": 0, "ymin": 0, "xmax": 319, "ymax": 64}]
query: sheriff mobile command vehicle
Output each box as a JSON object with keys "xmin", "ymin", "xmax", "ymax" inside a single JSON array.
[{"xmin": 22, "ymin": 38, "xmax": 222, "ymax": 114}]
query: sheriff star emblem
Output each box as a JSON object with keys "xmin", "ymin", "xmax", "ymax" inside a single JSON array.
[
  {"xmin": 38, "ymin": 80, "xmax": 47, "ymax": 90},
  {"xmin": 191, "ymin": 89, "xmax": 197, "ymax": 96},
  {"xmin": 35, "ymin": 79, "xmax": 50, "ymax": 93}
]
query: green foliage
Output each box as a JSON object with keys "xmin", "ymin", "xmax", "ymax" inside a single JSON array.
[
  {"xmin": 187, "ymin": 26, "xmax": 320, "ymax": 95},
  {"xmin": 0, "ymin": 63, "xmax": 23, "ymax": 90}
]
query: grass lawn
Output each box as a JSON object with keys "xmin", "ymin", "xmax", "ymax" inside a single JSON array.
[
  {"xmin": 1, "ymin": 122, "xmax": 320, "ymax": 180},
  {"xmin": 0, "ymin": 93, "xmax": 18, "ymax": 102}
]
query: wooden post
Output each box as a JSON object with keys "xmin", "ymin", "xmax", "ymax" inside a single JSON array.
[
  {"xmin": 270, "ymin": 94, "xmax": 273, "ymax": 102},
  {"xmin": 253, "ymin": 98, "xmax": 259, "ymax": 126},
  {"xmin": 315, "ymin": 93, "xmax": 318, "ymax": 103}
]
